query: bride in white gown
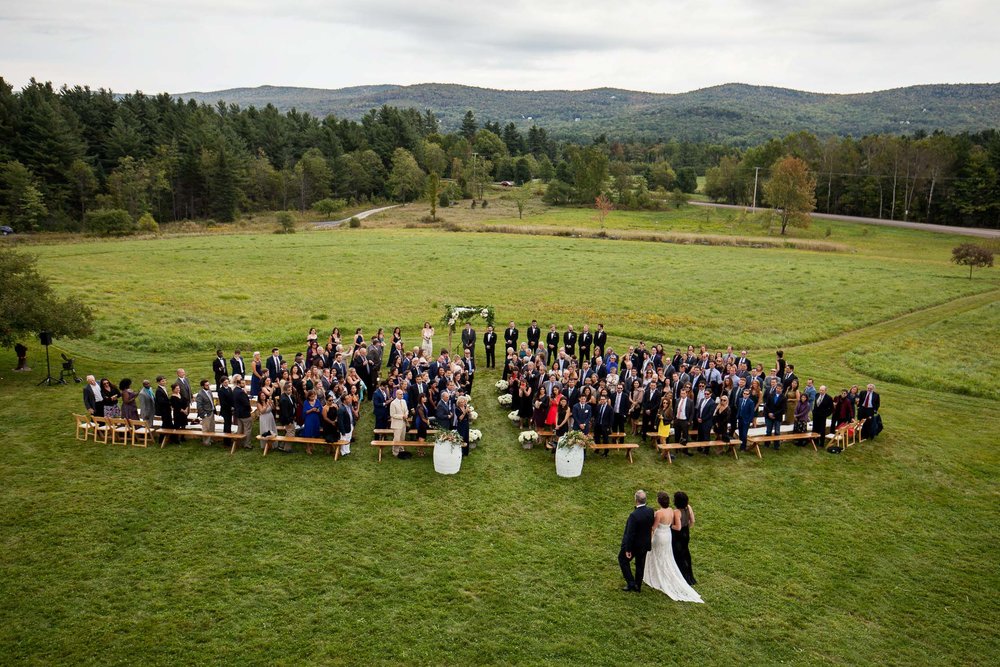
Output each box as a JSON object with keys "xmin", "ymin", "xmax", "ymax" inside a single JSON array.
[{"xmin": 643, "ymin": 491, "xmax": 703, "ymax": 603}]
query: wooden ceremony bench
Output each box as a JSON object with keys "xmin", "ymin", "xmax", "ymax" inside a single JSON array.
[
  {"xmin": 609, "ymin": 432, "xmax": 627, "ymax": 444},
  {"xmin": 155, "ymin": 428, "xmax": 246, "ymax": 453},
  {"xmin": 257, "ymin": 434, "xmax": 349, "ymax": 458},
  {"xmin": 370, "ymin": 440, "xmax": 436, "ymax": 462},
  {"xmin": 373, "ymin": 428, "xmax": 438, "ymax": 441},
  {"xmin": 589, "ymin": 442, "xmax": 639, "ymax": 463},
  {"xmin": 536, "ymin": 429, "xmax": 556, "ymax": 448},
  {"xmin": 657, "ymin": 439, "xmax": 745, "ymax": 463},
  {"xmin": 749, "ymin": 431, "xmax": 821, "ymax": 452}
]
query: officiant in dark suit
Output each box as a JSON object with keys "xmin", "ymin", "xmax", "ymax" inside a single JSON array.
[
  {"xmin": 619, "ymin": 490, "xmax": 655, "ymax": 592},
  {"xmin": 461, "ymin": 322, "xmax": 476, "ymax": 356}
]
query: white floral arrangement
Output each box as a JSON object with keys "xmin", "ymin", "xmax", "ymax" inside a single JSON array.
[
  {"xmin": 507, "ymin": 410, "xmax": 520, "ymax": 423},
  {"xmin": 557, "ymin": 430, "xmax": 593, "ymax": 449},
  {"xmin": 435, "ymin": 429, "xmax": 465, "ymax": 450},
  {"xmin": 495, "ymin": 379, "xmax": 509, "ymax": 391},
  {"xmin": 518, "ymin": 430, "xmax": 539, "ymax": 444},
  {"xmin": 480, "ymin": 308, "xmax": 489, "ymax": 318},
  {"xmin": 469, "ymin": 429, "xmax": 482, "ymax": 443},
  {"xmin": 497, "ymin": 393, "xmax": 512, "ymax": 406},
  {"xmin": 470, "ymin": 409, "xmax": 479, "ymax": 421}
]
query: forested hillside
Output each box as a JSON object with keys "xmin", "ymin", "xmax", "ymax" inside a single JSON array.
[
  {"xmin": 1, "ymin": 77, "xmax": 997, "ymax": 234},
  {"xmin": 175, "ymin": 82, "xmax": 1000, "ymax": 144}
]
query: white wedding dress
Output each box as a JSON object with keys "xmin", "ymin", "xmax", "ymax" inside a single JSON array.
[{"xmin": 643, "ymin": 526, "xmax": 704, "ymax": 603}]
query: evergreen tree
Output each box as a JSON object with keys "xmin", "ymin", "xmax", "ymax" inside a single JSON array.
[{"xmin": 460, "ymin": 110, "xmax": 477, "ymax": 140}]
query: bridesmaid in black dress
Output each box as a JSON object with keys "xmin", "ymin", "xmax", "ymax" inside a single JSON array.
[{"xmin": 671, "ymin": 491, "xmax": 697, "ymax": 586}]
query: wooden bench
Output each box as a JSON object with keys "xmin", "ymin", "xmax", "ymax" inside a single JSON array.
[
  {"xmin": 609, "ymin": 432, "xmax": 627, "ymax": 444},
  {"xmin": 536, "ymin": 429, "xmax": 555, "ymax": 448},
  {"xmin": 258, "ymin": 434, "xmax": 349, "ymax": 458},
  {"xmin": 373, "ymin": 428, "xmax": 438, "ymax": 441},
  {"xmin": 749, "ymin": 431, "xmax": 821, "ymax": 451},
  {"xmin": 155, "ymin": 428, "xmax": 247, "ymax": 453},
  {"xmin": 370, "ymin": 440, "xmax": 436, "ymax": 461},
  {"xmin": 589, "ymin": 442, "xmax": 639, "ymax": 463},
  {"xmin": 656, "ymin": 439, "xmax": 746, "ymax": 463}
]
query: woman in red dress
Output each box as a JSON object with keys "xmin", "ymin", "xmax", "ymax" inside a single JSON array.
[{"xmin": 546, "ymin": 388, "xmax": 562, "ymax": 426}]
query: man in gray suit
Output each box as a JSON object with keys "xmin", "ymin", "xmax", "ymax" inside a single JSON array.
[
  {"xmin": 196, "ymin": 379, "xmax": 216, "ymax": 445},
  {"xmin": 461, "ymin": 322, "xmax": 476, "ymax": 356},
  {"xmin": 176, "ymin": 368, "xmax": 192, "ymax": 407}
]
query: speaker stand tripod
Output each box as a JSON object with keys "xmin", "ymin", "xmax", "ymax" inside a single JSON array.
[{"xmin": 37, "ymin": 342, "xmax": 64, "ymax": 386}]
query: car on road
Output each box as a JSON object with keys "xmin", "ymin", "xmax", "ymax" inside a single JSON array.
[{"xmin": 0, "ymin": 225, "xmax": 14, "ymax": 236}]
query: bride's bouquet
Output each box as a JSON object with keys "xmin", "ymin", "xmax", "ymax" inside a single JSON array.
[
  {"xmin": 556, "ymin": 430, "xmax": 593, "ymax": 449},
  {"xmin": 507, "ymin": 410, "xmax": 520, "ymax": 423},
  {"xmin": 495, "ymin": 379, "xmax": 509, "ymax": 392},
  {"xmin": 497, "ymin": 393, "xmax": 512, "ymax": 406}
]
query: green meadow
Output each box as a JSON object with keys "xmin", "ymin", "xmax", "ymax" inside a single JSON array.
[{"xmin": 1, "ymin": 212, "xmax": 998, "ymax": 665}]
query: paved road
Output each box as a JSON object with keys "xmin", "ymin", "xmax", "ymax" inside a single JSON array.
[
  {"xmin": 689, "ymin": 201, "xmax": 1000, "ymax": 239},
  {"xmin": 313, "ymin": 205, "xmax": 400, "ymax": 229}
]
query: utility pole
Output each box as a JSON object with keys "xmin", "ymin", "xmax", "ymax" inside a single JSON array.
[
  {"xmin": 751, "ymin": 166, "xmax": 761, "ymax": 212},
  {"xmin": 471, "ymin": 152, "xmax": 480, "ymax": 202}
]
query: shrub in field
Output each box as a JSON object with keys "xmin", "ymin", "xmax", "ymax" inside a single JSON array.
[
  {"xmin": 952, "ymin": 243, "xmax": 994, "ymax": 279},
  {"xmin": 348, "ymin": 217, "xmax": 361, "ymax": 228},
  {"xmin": 137, "ymin": 212, "xmax": 159, "ymax": 235},
  {"xmin": 276, "ymin": 212, "xmax": 295, "ymax": 234},
  {"xmin": 314, "ymin": 198, "xmax": 347, "ymax": 216},
  {"xmin": 84, "ymin": 208, "xmax": 135, "ymax": 236}
]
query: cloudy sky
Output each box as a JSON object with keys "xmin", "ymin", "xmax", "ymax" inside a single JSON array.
[{"xmin": 2, "ymin": 0, "xmax": 996, "ymax": 95}]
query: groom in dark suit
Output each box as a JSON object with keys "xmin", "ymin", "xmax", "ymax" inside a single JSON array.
[{"xmin": 619, "ymin": 490, "xmax": 655, "ymax": 592}]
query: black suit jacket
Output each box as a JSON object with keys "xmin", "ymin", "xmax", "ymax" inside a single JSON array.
[
  {"xmin": 578, "ymin": 332, "xmax": 593, "ymax": 351},
  {"xmin": 526, "ymin": 326, "xmax": 541, "ymax": 348},
  {"xmin": 594, "ymin": 330, "xmax": 607, "ymax": 353},
  {"xmin": 230, "ymin": 356, "xmax": 246, "ymax": 377},
  {"xmin": 233, "ymin": 388, "xmax": 252, "ymax": 419},
  {"xmin": 621, "ymin": 505, "xmax": 655, "ymax": 553},
  {"xmin": 859, "ymin": 391, "xmax": 880, "ymax": 412},
  {"xmin": 213, "ymin": 357, "xmax": 228, "ymax": 380},
  {"xmin": 595, "ymin": 403, "xmax": 613, "ymax": 430},
  {"xmin": 217, "ymin": 386, "xmax": 234, "ymax": 413},
  {"xmin": 504, "ymin": 327, "xmax": 519, "ymax": 349},
  {"xmin": 563, "ymin": 331, "xmax": 577, "ymax": 352},
  {"xmin": 812, "ymin": 393, "xmax": 833, "ymax": 419},
  {"xmin": 154, "ymin": 386, "xmax": 171, "ymax": 418},
  {"xmin": 546, "ymin": 331, "xmax": 560, "ymax": 350},
  {"xmin": 483, "ymin": 332, "xmax": 497, "ymax": 350}
]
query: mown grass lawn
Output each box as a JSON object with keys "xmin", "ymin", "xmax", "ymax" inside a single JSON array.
[
  {"xmin": 847, "ymin": 300, "xmax": 1000, "ymax": 400},
  {"xmin": 1, "ymin": 224, "xmax": 998, "ymax": 666}
]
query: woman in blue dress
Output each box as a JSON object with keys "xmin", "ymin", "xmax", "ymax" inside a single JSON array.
[
  {"xmin": 250, "ymin": 351, "xmax": 263, "ymax": 397},
  {"xmin": 301, "ymin": 390, "xmax": 322, "ymax": 438}
]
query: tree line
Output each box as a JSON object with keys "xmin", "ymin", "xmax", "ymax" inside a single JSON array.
[
  {"xmin": 703, "ymin": 130, "xmax": 1000, "ymax": 228},
  {"xmin": 0, "ymin": 77, "xmax": 996, "ymax": 233}
]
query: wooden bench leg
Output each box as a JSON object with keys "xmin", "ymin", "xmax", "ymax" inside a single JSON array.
[
  {"xmin": 334, "ymin": 445, "xmax": 340, "ymax": 461},
  {"xmin": 810, "ymin": 437, "xmax": 818, "ymax": 452},
  {"xmin": 230, "ymin": 439, "xmax": 238, "ymax": 455},
  {"xmin": 627, "ymin": 449, "xmax": 633, "ymax": 464},
  {"xmin": 378, "ymin": 447, "xmax": 383, "ymax": 462},
  {"xmin": 753, "ymin": 443, "xmax": 762, "ymax": 459},
  {"xmin": 262, "ymin": 439, "xmax": 270, "ymax": 456},
  {"xmin": 730, "ymin": 444, "xmax": 739, "ymax": 460}
]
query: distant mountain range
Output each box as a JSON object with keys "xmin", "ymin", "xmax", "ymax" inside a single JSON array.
[{"xmin": 174, "ymin": 82, "xmax": 1000, "ymax": 144}]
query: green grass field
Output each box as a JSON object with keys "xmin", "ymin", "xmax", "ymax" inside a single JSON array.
[
  {"xmin": 1, "ymin": 216, "xmax": 998, "ymax": 665},
  {"xmin": 846, "ymin": 300, "xmax": 1000, "ymax": 400}
]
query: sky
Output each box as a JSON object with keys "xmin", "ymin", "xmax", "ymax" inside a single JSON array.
[{"xmin": 1, "ymin": 0, "xmax": 997, "ymax": 95}]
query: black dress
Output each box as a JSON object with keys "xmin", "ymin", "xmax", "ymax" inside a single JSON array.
[
  {"xmin": 170, "ymin": 395, "xmax": 188, "ymax": 430},
  {"xmin": 322, "ymin": 405, "xmax": 340, "ymax": 443},
  {"xmin": 713, "ymin": 406, "xmax": 731, "ymax": 441},
  {"xmin": 672, "ymin": 507, "xmax": 697, "ymax": 586}
]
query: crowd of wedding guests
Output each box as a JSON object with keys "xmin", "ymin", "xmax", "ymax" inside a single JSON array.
[
  {"xmin": 81, "ymin": 319, "xmax": 882, "ymax": 458},
  {"xmin": 82, "ymin": 324, "xmax": 483, "ymax": 459},
  {"xmin": 497, "ymin": 320, "xmax": 881, "ymax": 453}
]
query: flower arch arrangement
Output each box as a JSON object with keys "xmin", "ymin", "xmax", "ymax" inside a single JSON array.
[{"xmin": 442, "ymin": 304, "xmax": 496, "ymax": 350}]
